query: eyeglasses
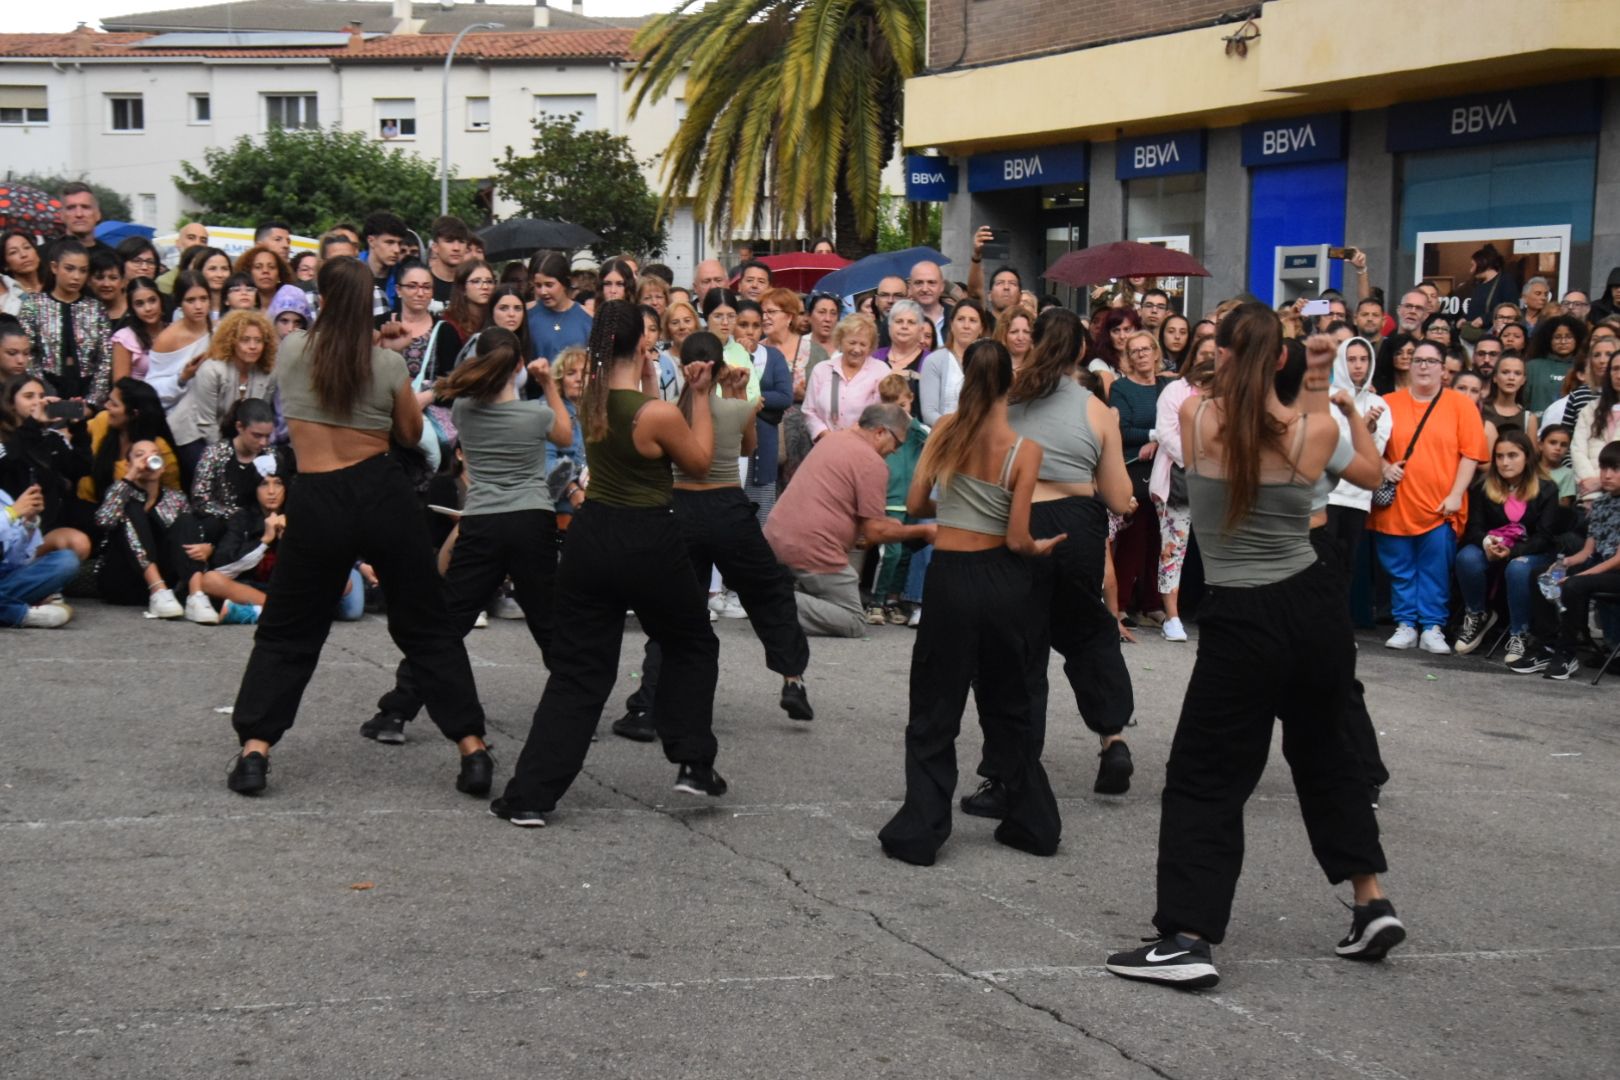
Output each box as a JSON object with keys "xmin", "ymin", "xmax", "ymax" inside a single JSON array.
[
  {"xmin": 761, "ymin": 308, "xmax": 784, "ymax": 317},
  {"xmin": 466, "ymin": 277, "xmax": 494, "ymax": 286},
  {"xmin": 1399, "ymin": 303, "xmax": 1426, "ymax": 311},
  {"xmin": 1140, "ymin": 301, "xmax": 1168, "ymax": 311},
  {"xmin": 1411, "ymin": 357, "xmax": 1444, "ymax": 367},
  {"xmin": 399, "ymin": 282, "xmax": 433, "ymax": 291},
  {"xmin": 1474, "ymin": 348, "xmax": 1502, "ymax": 359},
  {"xmin": 1127, "ymin": 346, "xmax": 1156, "ymax": 357},
  {"xmin": 708, "ymin": 311, "xmax": 736, "ymax": 322},
  {"xmin": 127, "ymin": 256, "xmax": 156, "ymax": 269}
]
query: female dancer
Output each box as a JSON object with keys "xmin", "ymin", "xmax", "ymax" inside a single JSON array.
[
  {"xmin": 366, "ymin": 328, "xmax": 572, "ymax": 744},
  {"xmin": 878, "ymin": 339, "xmax": 1061, "ymax": 867},
  {"xmin": 493, "ymin": 300, "xmax": 721, "ymax": 827},
  {"xmin": 1106, "ymin": 305, "xmax": 1402, "ymax": 990},
  {"xmin": 962, "ymin": 309, "xmax": 1135, "ymax": 818},
  {"xmin": 223, "ymin": 257, "xmax": 490, "ymax": 798}
]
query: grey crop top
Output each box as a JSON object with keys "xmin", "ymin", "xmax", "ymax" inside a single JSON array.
[
  {"xmin": 1186, "ymin": 400, "xmax": 1318, "ymax": 587},
  {"xmin": 674, "ymin": 397, "xmax": 754, "ymax": 486},
  {"xmin": 1007, "ymin": 377, "xmax": 1100, "ymax": 484},
  {"xmin": 936, "ymin": 438, "xmax": 1022, "ymax": 536},
  {"xmin": 1309, "ymin": 422, "xmax": 1358, "ymax": 514},
  {"xmin": 274, "ymin": 331, "xmax": 408, "ymax": 431}
]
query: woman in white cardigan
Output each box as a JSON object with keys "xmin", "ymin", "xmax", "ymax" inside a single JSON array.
[
  {"xmin": 918, "ymin": 300, "xmax": 986, "ymax": 425},
  {"xmin": 1571, "ymin": 351, "xmax": 1620, "ymax": 503}
]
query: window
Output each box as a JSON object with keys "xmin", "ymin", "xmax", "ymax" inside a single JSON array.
[
  {"xmin": 533, "ymin": 94, "xmax": 598, "ymax": 130},
  {"xmin": 265, "ymin": 94, "xmax": 318, "ymax": 131},
  {"xmin": 189, "ymin": 93, "xmax": 211, "ymax": 125},
  {"xmin": 136, "ymin": 194, "xmax": 157, "ymax": 226},
  {"xmin": 107, "ymin": 94, "xmax": 145, "ymax": 133},
  {"xmin": 466, "ymin": 96, "xmax": 490, "ymax": 131},
  {"xmin": 0, "ymin": 85, "xmax": 48, "ymax": 126},
  {"xmin": 375, "ymin": 98, "xmax": 416, "ymax": 140}
]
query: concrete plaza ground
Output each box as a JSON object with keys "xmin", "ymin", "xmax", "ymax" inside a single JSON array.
[{"xmin": 3, "ymin": 602, "xmax": 1616, "ymax": 1078}]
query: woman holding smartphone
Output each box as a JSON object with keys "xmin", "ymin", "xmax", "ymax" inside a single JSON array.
[{"xmin": 223, "ymin": 257, "xmax": 490, "ymax": 799}]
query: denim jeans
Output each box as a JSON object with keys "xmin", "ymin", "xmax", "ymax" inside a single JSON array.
[
  {"xmin": 0, "ymin": 549, "xmax": 80, "ymax": 626},
  {"xmin": 1454, "ymin": 544, "xmax": 1552, "ymax": 634}
]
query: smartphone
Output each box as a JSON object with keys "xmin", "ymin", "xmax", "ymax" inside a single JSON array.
[
  {"xmin": 979, "ymin": 228, "xmax": 1010, "ymax": 262},
  {"xmin": 44, "ymin": 400, "xmax": 86, "ymax": 424},
  {"xmin": 1327, "ymin": 246, "xmax": 1357, "ymax": 261},
  {"xmin": 1300, "ymin": 298, "xmax": 1332, "ymax": 317}
]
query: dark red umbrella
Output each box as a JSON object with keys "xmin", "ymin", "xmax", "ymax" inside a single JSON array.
[
  {"xmin": 1043, "ymin": 241, "xmax": 1209, "ymax": 286},
  {"xmin": 731, "ymin": 252, "xmax": 850, "ymax": 293},
  {"xmin": 0, "ymin": 185, "xmax": 63, "ymax": 237}
]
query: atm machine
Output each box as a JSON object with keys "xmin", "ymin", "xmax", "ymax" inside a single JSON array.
[{"xmin": 1272, "ymin": 243, "xmax": 1330, "ymax": 306}]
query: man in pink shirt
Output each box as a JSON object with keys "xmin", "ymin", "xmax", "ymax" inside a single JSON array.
[{"xmin": 765, "ymin": 405, "xmax": 935, "ymax": 636}]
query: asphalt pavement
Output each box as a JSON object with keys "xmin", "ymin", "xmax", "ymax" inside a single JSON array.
[{"xmin": 3, "ymin": 601, "xmax": 1617, "ymax": 1079}]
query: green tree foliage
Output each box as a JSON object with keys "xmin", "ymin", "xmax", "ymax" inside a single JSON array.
[
  {"xmin": 492, "ymin": 113, "xmax": 664, "ymax": 260},
  {"xmin": 626, "ymin": 0, "xmax": 924, "ymax": 258},
  {"xmin": 174, "ymin": 126, "xmax": 478, "ymax": 235},
  {"xmin": 8, "ymin": 173, "xmax": 131, "ymax": 224},
  {"xmin": 876, "ymin": 193, "xmax": 939, "ymax": 254}
]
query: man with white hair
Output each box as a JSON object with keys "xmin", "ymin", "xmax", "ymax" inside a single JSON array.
[
  {"xmin": 908, "ymin": 260, "xmax": 953, "ymax": 342},
  {"xmin": 693, "ymin": 258, "xmax": 728, "ymax": 305}
]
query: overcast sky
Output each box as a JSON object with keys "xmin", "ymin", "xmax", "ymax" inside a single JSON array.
[{"xmin": 13, "ymin": 0, "xmax": 678, "ymax": 33}]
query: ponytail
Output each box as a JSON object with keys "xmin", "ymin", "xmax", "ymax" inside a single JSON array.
[
  {"xmin": 433, "ymin": 327, "xmax": 523, "ymax": 404},
  {"xmin": 915, "ymin": 339, "xmax": 1012, "ymax": 491},
  {"xmin": 581, "ymin": 300, "xmax": 646, "ymax": 443}
]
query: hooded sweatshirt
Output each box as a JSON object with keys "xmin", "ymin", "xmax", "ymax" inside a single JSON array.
[
  {"xmin": 1591, "ymin": 266, "xmax": 1620, "ymax": 324},
  {"xmin": 1327, "ymin": 336, "xmax": 1392, "ymax": 513},
  {"xmin": 266, "ymin": 284, "xmax": 313, "ymax": 329}
]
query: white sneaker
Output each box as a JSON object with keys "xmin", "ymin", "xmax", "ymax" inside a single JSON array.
[
  {"xmin": 1161, "ymin": 616, "xmax": 1188, "ymax": 642},
  {"xmin": 184, "ymin": 591, "xmax": 220, "ymax": 625},
  {"xmin": 709, "ymin": 608, "xmax": 718, "ymax": 622},
  {"xmin": 1419, "ymin": 625, "xmax": 1451, "ymax": 654},
  {"xmin": 907, "ymin": 605, "xmax": 922, "ymax": 628},
  {"xmin": 473, "ymin": 610, "xmax": 489, "ymax": 629},
  {"xmin": 21, "ymin": 604, "xmax": 71, "ymax": 628},
  {"xmin": 716, "ymin": 590, "xmax": 746, "ymax": 619},
  {"xmin": 1384, "ymin": 624, "xmax": 1418, "ymax": 649},
  {"xmin": 146, "ymin": 588, "xmax": 184, "ymax": 619},
  {"xmin": 493, "ymin": 595, "xmax": 523, "ymax": 620}
]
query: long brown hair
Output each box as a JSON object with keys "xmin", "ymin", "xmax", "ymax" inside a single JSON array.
[
  {"xmin": 580, "ymin": 300, "xmax": 647, "ymax": 443},
  {"xmin": 433, "ymin": 327, "xmax": 522, "ymax": 404},
  {"xmin": 916, "ymin": 339, "xmax": 1012, "ymax": 492},
  {"xmin": 305, "ymin": 257, "xmax": 375, "ymax": 418},
  {"xmin": 1482, "ymin": 428, "xmax": 1542, "ymax": 503},
  {"xmin": 1009, "ymin": 307, "xmax": 1087, "ymax": 405},
  {"xmin": 1209, "ymin": 301, "xmax": 1287, "ymax": 531},
  {"xmin": 444, "ymin": 259, "xmax": 492, "ymax": 340},
  {"xmin": 675, "ymin": 330, "xmax": 724, "ymax": 424}
]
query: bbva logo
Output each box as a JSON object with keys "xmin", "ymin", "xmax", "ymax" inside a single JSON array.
[
  {"xmin": 1450, "ymin": 100, "xmax": 1518, "ymax": 135},
  {"xmin": 1261, "ymin": 124, "xmax": 1316, "ymax": 155},
  {"xmin": 1001, "ymin": 156, "xmax": 1044, "ymax": 182},
  {"xmin": 1133, "ymin": 142, "xmax": 1180, "ymax": 170},
  {"xmin": 911, "ymin": 170, "xmax": 948, "ymax": 186}
]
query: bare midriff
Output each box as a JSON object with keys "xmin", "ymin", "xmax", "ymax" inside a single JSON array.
[
  {"xmin": 287, "ymin": 418, "xmax": 391, "ymax": 473},
  {"xmin": 1032, "ymin": 479, "xmax": 1095, "ymax": 502},
  {"xmin": 932, "ymin": 524, "xmax": 1007, "ymax": 553}
]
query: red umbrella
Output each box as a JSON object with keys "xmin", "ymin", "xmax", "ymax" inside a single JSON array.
[
  {"xmin": 731, "ymin": 252, "xmax": 850, "ymax": 293},
  {"xmin": 1043, "ymin": 241, "xmax": 1209, "ymax": 286},
  {"xmin": 0, "ymin": 185, "xmax": 63, "ymax": 237}
]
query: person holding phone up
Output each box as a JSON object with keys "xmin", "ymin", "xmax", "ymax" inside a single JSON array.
[{"xmin": 0, "ymin": 374, "xmax": 94, "ymax": 563}]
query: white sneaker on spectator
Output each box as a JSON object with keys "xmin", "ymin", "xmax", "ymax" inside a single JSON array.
[
  {"xmin": 1419, "ymin": 625, "xmax": 1451, "ymax": 654},
  {"xmin": 716, "ymin": 591, "xmax": 746, "ymax": 619},
  {"xmin": 146, "ymin": 588, "xmax": 184, "ymax": 620},
  {"xmin": 473, "ymin": 611, "xmax": 489, "ymax": 629},
  {"xmin": 184, "ymin": 591, "xmax": 219, "ymax": 625},
  {"xmin": 1161, "ymin": 617, "xmax": 1188, "ymax": 642},
  {"xmin": 907, "ymin": 605, "xmax": 922, "ymax": 628},
  {"xmin": 1503, "ymin": 632, "xmax": 1530, "ymax": 665},
  {"xmin": 493, "ymin": 595, "xmax": 523, "ymax": 620},
  {"xmin": 21, "ymin": 604, "xmax": 71, "ymax": 628},
  {"xmin": 1384, "ymin": 624, "xmax": 1418, "ymax": 649}
]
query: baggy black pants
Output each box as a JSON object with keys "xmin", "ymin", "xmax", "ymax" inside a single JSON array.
[
  {"xmin": 1154, "ymin": 560, "xmax": 1387, "ymax": 944},
  {"xmin": 230, "ymin": 454, "xmax": 485, "ymax": 747},
  {"xmin": 1310, "ymin": 525, "xmax": 1390, "ymax": 789},
  {"xmin": 628, "ymin": 487, "xmax": 809, "ymax": 714},
  {"xmin": 378, "ymin": 508, "xmax": 558, "ymax": 722},
  {"xmin": 879, "ymin": 548, "xmax": 1061, "ymax": 865},
  {"xmin": 97, "ymin": 503, "xmax": 208, "ymax": 605},
  {"xmin": 501, "ymin": 501, "xmax": 720, "ymax": 813},
  {"xmin": 978, "ymin": 497, "xmax": 1132, "ymax": 781}
]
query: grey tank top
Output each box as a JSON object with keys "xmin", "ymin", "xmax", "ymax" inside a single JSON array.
[
  {"xmin": 673, "ymin": 396, "xmax": 754, "ymax": 485},
  {"xmin": 1007, "ymin": 377, "xmax": 1099, "ymax": 484},
  {"xmin": 1186, "ymin": 400, "xmax": 1318, "ymax": 587},
  {"xmin": 274, "ymin": 331, "xmax": 407, "ymax": 431},
  {"xmin": 936, "ymin": 438, "xmax": 1022, "ymax": 535}
]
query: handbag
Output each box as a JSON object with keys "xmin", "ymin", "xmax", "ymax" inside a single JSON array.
[
  {"xmin": 1372, "ymin": 392, "xmax": 1442, "ymax": 508},
  {"xmin": 1168, "ymin": 463, "xmax": 1189, "ymax": 507}
]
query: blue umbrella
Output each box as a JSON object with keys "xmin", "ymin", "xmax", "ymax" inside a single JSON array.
[
  {"xmin": 815, "ymin": 246, "xmax": 950, "ymax": 300},
  {"xmin": 95, "ymin": 220, "xmax": 156, "ymax": 246}
]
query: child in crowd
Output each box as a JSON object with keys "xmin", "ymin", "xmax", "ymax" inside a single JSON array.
[
  {"xmin": 1538, "ymin": 424, "xmax": 1577, "ymax": 506},
  {"xmin": 871, "ymin": 373, "xmax": 930, "ymax": 626}
]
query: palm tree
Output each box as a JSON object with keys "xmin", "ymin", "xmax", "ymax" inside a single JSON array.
[{"xmin": 626, "ymin": 0, "xmax": 924, "ymax": 258}]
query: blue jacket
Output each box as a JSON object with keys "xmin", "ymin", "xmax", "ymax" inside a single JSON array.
[{"xmin": 748, "ymin": 346, "xmax": 792, "ymax": 488}]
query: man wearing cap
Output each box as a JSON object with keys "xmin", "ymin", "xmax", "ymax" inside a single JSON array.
[{"xmin": 764, "ymin": 404, "xmax": 935, "ymax": 638}]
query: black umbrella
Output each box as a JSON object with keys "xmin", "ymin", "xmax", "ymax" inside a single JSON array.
[{"xmin": 478, "ymin": 219, "xmax": 600, "ymax": 262}]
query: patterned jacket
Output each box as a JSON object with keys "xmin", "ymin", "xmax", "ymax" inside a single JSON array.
[{"xmin": 17, "ymin": 292, "xmax": 113, "ymax": 408}]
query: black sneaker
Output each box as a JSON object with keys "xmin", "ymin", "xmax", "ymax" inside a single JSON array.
[
  {"xmin": 1094, "ymin": 740, "xmax": 1133, "ymax": 795},
  {"xmin": 779, "ymin": 680, "xmax": 815, "ymax": 721},
  {"xmin": 674, "ymin": 762, "xmax": 728, "ymax": 797},
  {"xmin": 1507, "ymin": 646, "xmax": 1554, "ymax": 675},
  {"xmin": 1543, "ymin": 650, "xmax": 1582, "ymax": 681},
  {"xmin": 1369, "ymin": 785, "xmax": 1382, "ymax": 810},
  {"xmin": 1335, "ymin": 898, "xmax": 1406, "ymax": 961},
  {"xmin": 1105, "ymin": 933, "xmax": 1219, "ymax": 989},
  {"xmin": 360, "ymin": 712, "xmax": 408, "ymax": 745},
  {"xmin": 456, "ymin": 749, "xmax": 494, "ymax": 796},
  {"xmin": 1453, "ymin": 610, "xmax": 1496, "ymax": 655},
  {"xmin": 227, "ymin": 751, "xmax": 268, "ymax": 796},
  {"xmin": 959, "ymin": 779, "xmax": 1007, "ymax": 820},
  {"xmin": 611, "ymin": 709, "xmax": 657, "ymax": 742},
  {"xmin": 489, "ymin": 797, "xmax": 546, "ymax": 828}
]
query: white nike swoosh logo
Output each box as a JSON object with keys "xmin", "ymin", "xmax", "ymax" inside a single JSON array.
[{"xmin": 1146, "ymin": 947, "xmax": 1190, "ymax": 962}]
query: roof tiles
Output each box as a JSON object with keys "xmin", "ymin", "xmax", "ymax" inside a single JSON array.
[{"xmin": 0, "ymin": 27, "xmax": 637, "ymax": 62}]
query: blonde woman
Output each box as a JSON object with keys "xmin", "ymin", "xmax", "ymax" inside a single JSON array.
[
  {"xmin": 167, "ymin": 310, "xmax": 277, "ymax": 484},
  {"xmin": 802, "ymin": 314, "xmax": 889, "ymax": 441},
  {"xmin": 994, "ymin": 307, "xmax": 1035, "ymax": 370},
  {"xmin": 637, "ymin": 274, "xmax": 670, "ymax": 319}
]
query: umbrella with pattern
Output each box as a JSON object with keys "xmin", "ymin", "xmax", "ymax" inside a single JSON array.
[{"xmin": 0, "ymin": 185, "xmax": 63, "ymax": 237}]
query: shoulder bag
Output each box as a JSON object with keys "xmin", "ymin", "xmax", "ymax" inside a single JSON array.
[{"xmin": 1372, "ymin": 392, "xmax": 1442, "ymax": 508}]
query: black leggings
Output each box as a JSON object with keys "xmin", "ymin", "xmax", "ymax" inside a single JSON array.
[
  {"xmin": 879, "ymin": 547, "xmax": 1060, "ymax": 865},
  {"xmin": 378, "ymin": 508, "xmax": 558, "ymax": 722},
  {"xmin": 1154, "ymin": 560, "xmax": 1387, "ymax": 944},
  {"xmin": 230, "ymin": 454, "xmax": 485, "ymax": 747},
  {"xmin": 96, "ymin": 502, "xmax": 207, "ymax": 605},
  {"xmin": 1310, "ymin": 525, "xmax": 1389, "ymax": 789},
  {"xmin": 500, "ymin": 501, "xmax": 720, "ymax": 814}
]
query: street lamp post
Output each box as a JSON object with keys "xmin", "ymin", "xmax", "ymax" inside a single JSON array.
[{"xmin": 442, "ymin": 21, "xmax": 504, "ymax": 215}]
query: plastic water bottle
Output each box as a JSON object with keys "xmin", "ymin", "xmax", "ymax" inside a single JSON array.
[{"xmin": 1538, "ymin": 557, "xmax": 1567, "ymax": 602}]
